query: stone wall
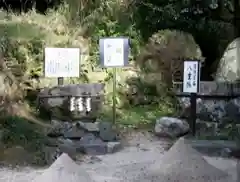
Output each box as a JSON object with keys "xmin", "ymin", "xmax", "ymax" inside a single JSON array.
[
  {"xmin": 174, "ymin": 81, "xmax": 240, "ymax": 96},
  {"xmin": 173, "ymin": 81, "xmax": 240, "ymax": 124}
]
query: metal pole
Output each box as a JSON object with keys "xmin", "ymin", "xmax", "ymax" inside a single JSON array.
[{"xmin": 112, "ymin": 67, "xmax": 117, "ymax": 124}]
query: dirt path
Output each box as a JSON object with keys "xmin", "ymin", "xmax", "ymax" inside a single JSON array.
[{"xmin": 0, "ymin": 132, "xmax": 237, "ymax": 182}]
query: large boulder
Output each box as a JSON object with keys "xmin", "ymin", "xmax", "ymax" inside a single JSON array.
[
  {"xmin": 154, "ymin": 117, "xmax": 190, "ymax": 138},
  {"xmin": 215, "ymin": 38, "xmax": 240, "ymax": 81}
]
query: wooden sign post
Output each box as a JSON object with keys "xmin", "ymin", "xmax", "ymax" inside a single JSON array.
[
  {"xmin": 99, "ymin": 37, "xmax": 130, "ymax": 124},
  {"xmin": 183, "ymin": 60, "xmax": 201, "ymax": 136}
]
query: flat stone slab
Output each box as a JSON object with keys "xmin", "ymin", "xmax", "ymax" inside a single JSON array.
[
  {"xmin": 76, "ymin": 133, "xmax": 122, "ymax": 155},
  {"xmin": 99, "ymin": 122, "xmax": 118, "ymax": 142},
  {"xmin": 78, "ymin": 121, "xmax": 99, "ymax": 132},
  {"xmin": 184, "ymin": 138, "xmax": 238, "ymax": 157},
  {"xmin": 185, "ymin": 139, "xmax": 237, "ymax": 149},
  {"xmin": 63, "ymin": 126, "xmax": 85, "ymax": 139}
]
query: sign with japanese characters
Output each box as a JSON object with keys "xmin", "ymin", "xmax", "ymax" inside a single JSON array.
[
  {"xmin": 183, "ymin": 61, "xmax": 200, "ymax": 93},
  {"xmin": 99, "ymin": 37, "xmax": 129, "ymax": 67},
  {"xmin": 44, "ymin": 47, "xmax": 80, "ymax": 77}
]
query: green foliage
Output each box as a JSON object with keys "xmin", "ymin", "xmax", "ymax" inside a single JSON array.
[
  {"xmin": 100, "ymin": 104, "xmax": 176, "ymax": 128},
  {"xmin": 0, "ymin": 5, "xmax": 93, "ymax": 90},
  {"xmin": 0, "ymin": 0, "xmax": 239, "ymax": 160},
  {"xmin": 2, "ymin": 38, "xmax": 44, "ymax": 85},
  {"xmin": 0, "ymin": 1, "xmax": 146, "ymax": 128},
  {"xmin": 134, "ymin": 0, "xmax": 234, "ymax": 36},
  {"xmin": 81, "ymin": 0, "xmax": 143, "ymax": 66},
  {"xmin": 0, "ymin": 0, "xmax": 232, "ymax": 132},
  {"xmin": 133, "ymin": 0, "xmax": 235, "ymax": 73}
]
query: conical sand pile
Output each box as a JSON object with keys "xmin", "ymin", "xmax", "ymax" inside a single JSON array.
[
  {"xmin": 32, "ymin": 153, "xmax": 94, "ymax": 182},
  {"xmin": 135, "ymin": 138, "xmax": 234, "ymax": 182}
]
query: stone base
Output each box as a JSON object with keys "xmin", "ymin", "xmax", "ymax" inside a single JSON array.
[
  {"xmin": 184, "ymin": 138, "xmax": 238, "ymax": 157},
  {"xmin": 45, "ymin": 120, "xmax": 122, "ymax": 160}
]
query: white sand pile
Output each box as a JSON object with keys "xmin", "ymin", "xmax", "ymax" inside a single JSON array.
[
  {"xmin": 32, "ymin": 153, "xmax": 94, "ymax": 182},
  {"xmin": 134, "ymin": 138, "xmax": 234, "ymax": 182}
]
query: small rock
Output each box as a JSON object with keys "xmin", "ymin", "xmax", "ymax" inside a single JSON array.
[
  {"xmin": 196, "ymin": 120, "xmax": 218, "ymax": 136},
  {"xmin": 44, "ymin": 138, "xmax": 60, "ymax": 147},
  {"xmin": 79, "ymin": 133, "xmax": 102, "ymax": 144},
  {"xmin": 88, "ymin": 156, "xmax": 102, "ymax": 164},
  {"xmin": 77, "ymin": 133, "xmax": 107, "ymax": 155},
  {"xmin": 221, "ymin": 148, "xmax": 231, "ymax": 157},
  {"xmin": 47, "ymin": 120, "xmax": 72, "ymax": 137},
  {"xmin": 225, "ymin": 97, "xmax": 240, "ymax": 123},
  {"xmin": 79, "ymin": 155, "xmax": 102, "ymax": 164},
  {"xmin": 196, "ymin": 120, "xmax": 208, "ymax": 134},
  {"xmin": 154, "ymin": 117, "xmax": 189, "ymax": 138},
  {"xmin": 64, "ymin": 125, "xmax": 85, "ymax": 139},
  {"xmin": 77, "ymin": 121, "xmax": 99, "ymax": 132},
  {"xmin": 82, "ymin": 143, "xmax": 107, "ymax": 155},
  {"xmin": 99, "ymin": 122, "xmax": 118, "ymax": 141},
  {"xmin": 107, "ymin": 142, "xmax": 122, "ymax": 153}
]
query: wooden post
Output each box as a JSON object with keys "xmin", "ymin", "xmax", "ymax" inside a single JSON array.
[
  {"xmin": 234, "ymin": 0, "xmax": 240, "ymax": 37},
  {"xmin": 190, "ymin": 93, "xmax": 197, "ymax": 136},
  {"xmin": 183, "ymin": 60, "xmax": 200, "ymax": 136},
  {"xmin": 58, "ymin": 77, "xmax": 64, "ymax": 85}
]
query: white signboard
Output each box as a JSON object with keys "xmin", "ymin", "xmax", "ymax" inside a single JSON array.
[
  {"xmin": 104, "ymin": 38, "xmax": 124, "ymax": 67},
  {"xmin": 99, "ymin": 38, "xmax": 129, "ymax": 67},
  {"xmin": 44, "ymin": 48, "xmax": 80, "ymax": 77},
  {"xmin": 183, "ymin": 61, "xmax": 200, "ymax": 93}
]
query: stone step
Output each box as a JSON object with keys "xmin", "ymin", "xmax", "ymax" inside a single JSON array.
[{"xmin": 185, "ymin": 139, "xmax": 237, "ymax": 150}]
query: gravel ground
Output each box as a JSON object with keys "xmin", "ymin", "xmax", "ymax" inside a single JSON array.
[
  {"xmin": 0, "ymin": 132, "xmax": 237, "ymax": 182},
  {"xmin": 132, "ymin": 138, "xmax": 234, "ymax": 182}
]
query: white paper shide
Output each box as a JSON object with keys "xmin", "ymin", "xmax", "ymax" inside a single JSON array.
[
  {"xmin": 183, "ymin": 61, "xmax": 199, "ymax": 93},
  {"xmin": 44, "ymin": 48, "xmax": 80, "ymax": 77},
  {"xmin": 103, "ymin": 39, "xmax": 124, "ymax": 67}
]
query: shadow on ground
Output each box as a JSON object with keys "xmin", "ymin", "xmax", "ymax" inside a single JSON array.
[{"xmin": 0, "ymin": 115, "xmax": 53, "ymax": 168}]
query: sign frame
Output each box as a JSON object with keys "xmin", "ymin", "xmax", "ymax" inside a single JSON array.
[
  {"xmin": 99, "ymin": 37, "xmax": 129, "ymax": 68},
  {"xmin": 183, "ymin": 60, "xmax": 201, "ymax": 93},
  {"xmin": 44, "ymin": 47, "xmax": 80, "ymax": 78}
]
